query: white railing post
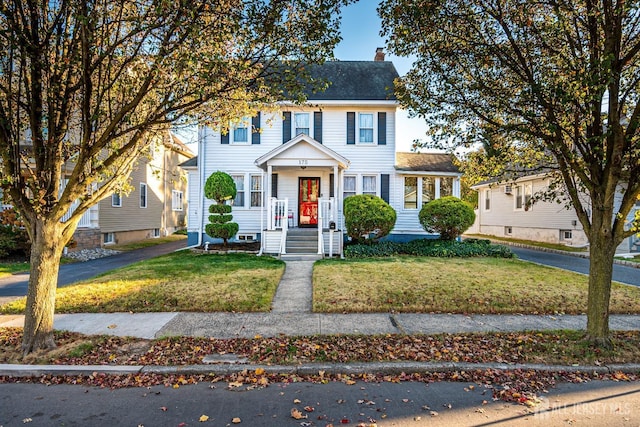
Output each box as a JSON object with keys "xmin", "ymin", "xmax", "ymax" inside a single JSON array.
[{"xmin": 280, "ymin": 198, "xmax": 288, "ymax": 254}]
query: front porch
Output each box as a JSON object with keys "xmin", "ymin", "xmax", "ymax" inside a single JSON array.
[{"xmin": 261, "ymin": 197, "xmax": 343, "ymax": 256}]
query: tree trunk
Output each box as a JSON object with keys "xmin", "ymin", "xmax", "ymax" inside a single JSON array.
[
  {"xmin": 585, "ymin": 231, "xmax": 617, "ymax": 348},
  {"xmin": 21, "ymin": 219, "xmax": 65, "ymax": 357}
]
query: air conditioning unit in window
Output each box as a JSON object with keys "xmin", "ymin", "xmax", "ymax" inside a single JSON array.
[{"xmin": 504, "ymin": 185, "xmax": 513, "ymax": 195}]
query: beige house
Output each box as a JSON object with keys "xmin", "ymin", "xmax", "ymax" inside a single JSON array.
[
  {"xmin": 471, "ymin": 174, "xmax": 640, "ymax": 253},
  {"xmin": 71, "ymin": 132, "xmax": 193, "ymax": 248}
]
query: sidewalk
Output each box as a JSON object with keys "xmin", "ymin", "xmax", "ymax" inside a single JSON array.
[{"xmin": 2, "ymin": 257, "xmax": 640, "ymax": 377}]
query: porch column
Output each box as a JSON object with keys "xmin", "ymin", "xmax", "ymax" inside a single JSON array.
[
  {"xmin": 333, "ymin": 165, "xmax": 339, "ymax": 221},
  {"xmin": 267, "ymin": 165, "xmax": 273, "ymax": 230}
]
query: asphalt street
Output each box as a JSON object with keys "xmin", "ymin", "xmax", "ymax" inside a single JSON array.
[
  {"xmin": 2, "ymin": 379, "xmax": 640, "ymax": 426},
  {"xmin": 0, "ymin": 239, "xmax": 187, "ymax": 298},
  {"xmin": 510, "ymin": 246, "xmax": 640, "ymax": 287}
]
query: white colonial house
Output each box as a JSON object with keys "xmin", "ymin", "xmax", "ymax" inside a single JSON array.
[
  {"xmin": 471, "ymin": 174, "xmax": 640, "ymax": 253},
  {"xmin": 182, "ymin": 51, "xmax": 462, "ymax": 256}
]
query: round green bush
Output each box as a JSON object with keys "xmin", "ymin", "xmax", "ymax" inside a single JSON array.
[
  {"xmin": 343, "ymin": 194, "xmax": 396, "ymax": 243},
  {"xmin": 205, "ymin": 171, "xmax": 236, "ymax": 204},
  {"xmin": 419, "ymin": 196, "xmax": 476, "ymax": 240},
  {"xmin": 205, "ymin": 223, "xmax": 239, "ymax": 242}
]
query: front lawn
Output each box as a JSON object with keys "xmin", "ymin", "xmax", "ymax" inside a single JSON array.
[
  {"xmin": 313, "ymin": 257, "xmax": 640, "ymax": 314},
  {"xmin": 0, "ymin": 252, "xmax": 285, "ymax": 314},
  {"xmin": 0, "ymin": 261, "xmax": 30, "ymax": 279}
]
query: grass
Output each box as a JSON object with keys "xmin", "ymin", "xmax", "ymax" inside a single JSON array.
[
  {"xmin": 616, "ymin": 255, "xmax": 640, "ymax": 263},
  {"xmin": 0, "ymin": 252, "xmax": 285, "ymax": 314},
  {"xmin": 465, "ymin": 233, "xmax": 589, "ymax": 252},
  {"xmin": 108, "ymin": 234, "xmax": 186, "ymax": 251},
  {"xmin": 312, "ymin": 257, "xmax": 640, "ymax": 314},
  {"xmin": 0, "ymin": 261, "xmax": 30, "ymax": 278}
]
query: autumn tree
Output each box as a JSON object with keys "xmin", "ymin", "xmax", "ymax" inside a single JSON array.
[
  {"xmin": 0, "ymin": 0, "xmax": 352, "ymax": 355},
  {"xmin": 380, "ymin": 0, "xmax": 640, "ymax": 346}
]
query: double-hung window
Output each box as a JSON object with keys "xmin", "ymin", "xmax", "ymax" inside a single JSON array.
[
  {"xmin": 294, "ymin": 113, "xmax": 310, "ymax": 136},
  {"xmin": 112, "ymin": 193, "xmax": 122, "ymax": 207},
  {"xmin": 362, "ymin": 175, "xmax": 377, "ymax": 195},
  {"xmin": 515, "ymin": 183, "xmax": 532, "ymax": 210},
  {"xmin": 172, "ymin": 190, "xmax": 183, "ymax": 211},
  {"xmin": 484, "ymin": 189, "xmax": 491, "ymax": 211},
  {"xmin": 358, "ymin": 113, "xmax": 374, "ymax": 143},
  {"xmin": 250, "ymin": 175, "xmax": 262, "ymax": 207},
  {"xmin": 140, "ymin": 183, "xmax": 147, "ymax": 208},
  {"xmin": 440, "ymin": 177, "xmax": 453, "ymax": 198},
  {"xmin": 231, "ymin": 117, "xmax": 250, "ymax": 144},
  {"xmin": 231, "ymin": 175, "xmax": 245, "ymax": 207},
  {"xmin": 343, "ymin": 176, "xmax": 356, "ymax": 198}
]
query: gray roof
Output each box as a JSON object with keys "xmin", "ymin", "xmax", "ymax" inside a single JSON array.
[
  {"xmin": 305, "ymin": 61, "xmax": 399, "ymax": 101},
  {"xmin": 395, "ymin": 152, "xmax": 460, "ymax": 173},
  {"xmin": 179, "ymin": 156, "xmax": 197, "ymax": 168}
]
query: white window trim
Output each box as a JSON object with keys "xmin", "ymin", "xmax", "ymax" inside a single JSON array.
[
  {"xmin": 362, "ymin": 174, "xmax": 378, "ymax": 196},
  {"xmin": 230, "ymin": 117, "xmax": 251, "ymax": 144},
  {"xmin": 249, "ymin": 174, "xmax": 262, "ymax": 208},
  {"xmin": 140, "ymin": 183, "xmax": 148, "ymax": 208},
  {"xmin": 172, "ymin": 190, "xmax": 183, "ymax": 211},
  {"xmin": 111, "ymin": 193, "xmax": 122, "ymax": 208},
  {"xmin": 103, "ymin": 232, "xmax": 115, "ymax": 245},
  {"xmin": 293, "ymin": 112, "xmax": 313, "ymax": 137},
  {"xmin": 484, "ymin": 189, "xmax": 491, "ymax": 212},
  {"xmin": 343, "ymin": 175, "xmax": 357, "ymax": 199},
  {"xmin": 230, "ymin": 174, "xmax": 246, "ymax": 209},
  {"xmin": 356, "ymin": 112, "xmax": 376, "ymax": 145}
]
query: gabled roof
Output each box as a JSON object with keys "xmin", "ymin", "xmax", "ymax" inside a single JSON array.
[
  {"xmin": 179, "ymin": 156, "xmax": 197, "ymax": 168},
  {"xmin": 395, "ymin": 152, "xmax": 461, "ymax": 174},
  {"xmin": 304, "ymin": 61, "xmax": 399, "ymax": 101},
  {"xmin": 254, "ymin": 133, "xmax": 350, "ymax": 170}
]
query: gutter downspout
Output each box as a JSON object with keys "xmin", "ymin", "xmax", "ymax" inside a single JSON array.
[
  {"xmin": 257, "ymin": 169, "xmax": 264, "ymax": 256},
  {"xmin": 184, "ymin": 125, "xmax": 207, "ymax": 250}
]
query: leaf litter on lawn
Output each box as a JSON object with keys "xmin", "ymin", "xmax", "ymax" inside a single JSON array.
[{"xmin": 2, "ymin": 327, "xmax": 640, "ymax": 405}]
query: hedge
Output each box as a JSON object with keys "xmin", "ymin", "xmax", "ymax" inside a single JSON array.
[{"xmin": 344, "ymin": 238, "xmax": 514, "ymax": 259}]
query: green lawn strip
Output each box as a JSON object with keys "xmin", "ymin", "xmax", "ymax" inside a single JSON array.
[
  {"xmin": 108, "ymin": 234, "xmax": 187, "ymax": 251},
  {"xmin": 0, "ymin": 262, "xmax": 30, "ymax": 278},
  {"xmin": 2, "ymin": 328, "xmax": 639, "ymax": 366},
  {"xmin": 464, "ymin": 234, "xmax": 588, "ymax": 252},
  {"xmin": 616, "ymin": 256, "xmax": 640, "ymax": 263},
  {"xmin": 312, "ymin": 257, "xmax": 640, "ymax": 314},
  {"xmin": 0, "ymin": 252, "xmax": 284, "ymax": 314}
]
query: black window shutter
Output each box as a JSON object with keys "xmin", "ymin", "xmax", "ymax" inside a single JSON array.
[
  {"xmin": 347, "ymin": 112, "xmax": 355, "ymax": 144},
  {"xmin": 282, "ymin": 112, "xmax": 291, "ymax": 143},
  {"xmin": 329, "ymin": 173, "xmax": 334, "ymax": 198},
  {"xmin": 252, "ymin": 113, "xmax": 261, "ymax": 144},
  {"xmin": 271, "ymin": 174, "xmax": 278, "ymax": 198},
  {"xmin": 378, "ymin": 112, "xmax": 387, "ymax": 145},
  {"xmin": 221, "ymin": 132, "xmax": 229, "ymax": 144},
  {"xmin": 381, "ymin": 174, "xmax": 390, "ymax": 203},
  {"xmin": 314, "ymin": 111, "xmax": 323, "ymax": 143}
]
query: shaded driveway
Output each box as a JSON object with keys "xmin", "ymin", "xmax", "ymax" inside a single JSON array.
[
  {"xmin": 511, "ymin": 246, "xmax": 640, "ymax": 287},
  {"xmin": 0, "ymin": 239, "xmax": 187, "ymax": 299}
]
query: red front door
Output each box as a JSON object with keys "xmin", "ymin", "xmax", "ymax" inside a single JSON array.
[{"xmin": 299, "ymin": 177, "xmax": 320, "ymax": 227}]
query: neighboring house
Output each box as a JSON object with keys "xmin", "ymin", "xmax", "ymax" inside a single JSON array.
[
  {"xmin": 182, "ymin": 50, "xmax": 462, "ymax": 256},
  {"xmin": 66, "ymin": 132, "xmax": 194, "ymax": 249},
  {"xmin": 471, "ymin": 174, "xmax": 640, "ymax": 253}
]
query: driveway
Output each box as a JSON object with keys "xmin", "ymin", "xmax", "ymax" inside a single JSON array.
[
  {"xmin": 511, "ymin": 246, "xmax": 640, "ymax": 287},
  {"xmin": 0, "ymin": 239, "xmax": 187, "ymax": 301}
]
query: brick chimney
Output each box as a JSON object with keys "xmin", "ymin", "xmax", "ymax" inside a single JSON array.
[{"xmin": 374, "ymin": 47, "xmax": 385, "ymax": 61}]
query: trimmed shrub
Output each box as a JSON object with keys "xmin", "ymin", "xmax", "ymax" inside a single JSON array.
[
  {"xmin": 343, "ymin": 194, "xmax": 396, "ymax": 244},
  {"xmin": 344, "ymin": 238, "xmax": 514, "ymax": 259},
  {"xmin": 419, "ymin": 196, "xmax": 475, "ymax": 240},
  {"xmin": 204, "ymin": 171, "xmax": 238, "ymax": 245}
]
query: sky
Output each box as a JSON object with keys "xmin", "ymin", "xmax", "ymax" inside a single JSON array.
[
  {"xmin": 334, "ymin": 1, "xmax": 428, "ymax": 152},
  {"xmin": 177, "ymin": 1, "xmax": 429, "ymax": 152}
]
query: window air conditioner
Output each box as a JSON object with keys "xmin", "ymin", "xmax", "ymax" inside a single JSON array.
[{"xmin": 504, "ymin": 185, "xmax": 513, "ymax": 194}]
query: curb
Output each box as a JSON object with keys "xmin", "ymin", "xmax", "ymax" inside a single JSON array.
[{"xmin": 2, "ymin": 362, "xmax": 640, "ymax": 378}]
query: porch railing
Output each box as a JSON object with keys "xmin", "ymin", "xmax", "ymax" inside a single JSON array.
[{"xmin": 268, "ymin": 197, "xmax": 288, "ymax": 254}]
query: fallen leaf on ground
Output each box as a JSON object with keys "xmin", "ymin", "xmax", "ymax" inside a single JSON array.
[
  {"xmin": 199, "ymin": 414, "xmax": 209, "ymax": 422},
  {"xmin": 291, "ymin": 408, "xmax": 307, "ymax": 420}
]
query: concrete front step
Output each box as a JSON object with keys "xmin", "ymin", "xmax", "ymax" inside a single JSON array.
[{"xmin": 286, "ymin": 228, "xmax": 318, "ymax": 254}]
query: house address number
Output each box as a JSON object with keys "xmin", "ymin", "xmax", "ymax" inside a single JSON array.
[{"xmin": 299, "ymin": 160, "xmax": 308, "ymax": 166}]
